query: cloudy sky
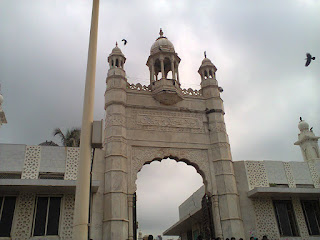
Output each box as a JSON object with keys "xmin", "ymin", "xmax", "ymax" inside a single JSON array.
[{"xmin": 1, "ymin": 0, "xmax": 320, "ymax": 238}]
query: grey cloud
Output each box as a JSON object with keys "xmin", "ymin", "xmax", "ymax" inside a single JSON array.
[{"xmin": 1, "ymin": 0, "xmax": 319, "ymax": 237}]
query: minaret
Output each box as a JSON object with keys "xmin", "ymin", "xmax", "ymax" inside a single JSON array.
[
  {"xmin": 0, "ymin": 89, "xmax": 7, "ymax": 128},
  {"xmin": 146, "ymin": 29, "xmax": 183, "ymax": 105},
  {"xmin": 294, "ymin": 119, "xmax": 320, "ymax": 161},
  {"xmin": 199, "ymin": 55, "xmax": 245, "ymax": 238},
  {"xmin": 103, "ymin": 43, "xmax": 129, "ymax": 239}
]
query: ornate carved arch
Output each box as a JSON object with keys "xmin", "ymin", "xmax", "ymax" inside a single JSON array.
[{"xmin": 129, "ymin": 146, "xmax": 212, "ymax": 194}]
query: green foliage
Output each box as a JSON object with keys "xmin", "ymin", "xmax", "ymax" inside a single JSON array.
[{"xmin": 53, "ymin": 128, "xmax": 81, "ymax": 147}]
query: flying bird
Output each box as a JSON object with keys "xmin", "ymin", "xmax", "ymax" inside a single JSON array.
[
  {"xmin": 122, "ymin": 39, "xmax": 127, "ymax": 45},
  {"xmin": 305, "ymin": 53, "xmax": 315, "ymax": 67}
]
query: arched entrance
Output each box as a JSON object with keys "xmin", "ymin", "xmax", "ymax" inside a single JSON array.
[
  {"xmin": 135, "ymin": 158, "xmax": 204, "ymax": 238},
  {"xmin": 103, "ymin": 30, "xmax": 245, "ymax": 239}
]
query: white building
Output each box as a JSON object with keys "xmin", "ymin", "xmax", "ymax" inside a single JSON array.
[
  {"xmin": 164, "ymin": 120, "xmax": 320, "ymax": 240},
  {"xmin": 0, "ymin": 30, "xmax": 319, "ymax": 239}
]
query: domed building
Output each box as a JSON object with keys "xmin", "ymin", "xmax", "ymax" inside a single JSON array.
[{"xmin": 0, "ymin": 30, "xmax": 319, "ymax": 240}]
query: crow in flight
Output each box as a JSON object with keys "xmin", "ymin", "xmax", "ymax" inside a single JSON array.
[
  {"xmin": 305, "ymin": 53, "xmax": 315, "ymax": 67},
  {"xmin": 122, "ymin": 39, "xmax": 127, "ymax": 45}
]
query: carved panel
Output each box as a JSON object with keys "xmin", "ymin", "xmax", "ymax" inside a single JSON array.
[
  {"xmin": 210, "ymin": 122, "xmax": 226, "ymax": 132},
  {"xmin": 283, "ymin": 162, "xmax": 296, "ymax": 187},
  {"xmin": 64, "ymin": 147, "xmax": 80, "ymax": 180},
  {"xmin": 60, "ymin": 194, "xmax": 75, "ymax": 240},
  {"xmin": 127, "ymin": 109, "xmax": 205, "ymax": 133},
  {"xmin": 292, "ymin": 197, "xmax": 309, "ymax": 240},
  {"xmin": 245, "ymin": 161, "xmax": 269, "ymax": 190},
  {"xmin": 106, "ymin": 114, "xmax": 126, "ymax": 127},
  {"xmin": 252, "ymin": 198, "xmax": 280, "ymax": 240},
  {"xmin": 11, "ymin": 193, "xmax": 35, "ymax": 240},
  {"xmin": 308, "ymin": 160, "xmax": 320, "ymax": 188},
  {"xmin": 130, "ymin": 147, "xmax": 210, "ymax": 193},
  {"xmin": 21, "ymin": 145, "xmax": 41, "ymax": 179}
]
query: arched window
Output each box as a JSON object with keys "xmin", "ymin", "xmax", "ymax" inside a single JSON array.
[
  {"xmin": 111, "ymin": 60, "xmax": 114, "ymax": 67},
  {"xmin": 116, "ymin": 59, "xmax": 119, "ymax": 67},
  {"xmin": 209, "ymin": 70, "xmax": 213, "ymax": 78},
  {"xmin": 204, "ymin": 70, "xmax": 208, "ymax": 79}
]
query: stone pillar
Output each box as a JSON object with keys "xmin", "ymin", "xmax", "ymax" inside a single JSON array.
[
  {"xmin": 176, "ymin": 67, "xmax": 180, "ymax": 84},
  {"xmin": 104, "ymin": 66, "xmax": 129, "ymax": 239},
  {"xmin": 170, "ymin": 57, "xmax": 175, "ymax": 80},
  {"xmin": 150, "ymin": 64, "xmax": 155, "ymax": 83},
  {"xmin": 127, "ymin": 194, "xmax": 134, "ymax": 240},
  {"xmin": 160, "ymin": 57, "xmax": 165, "ymax": 79},
  {"xmin": 202, "ymin": 75, "xmax": 245, "ymax": 239},
  {"xmin": 212, "ymin": 195, "xmax": 223, "ymax": 238}
]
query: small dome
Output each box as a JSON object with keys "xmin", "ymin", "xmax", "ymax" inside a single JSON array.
[
  {"xmin": 201, "ymin": 57, "xmax": 214, "ymax": 66},
  {"xmin": 110, "ymin": 43, "xmax": 124, "ymax": 56},
  {"xmin": 298, "ymin": 120, "xmax": 309, "ymax": 131},
  {"xmin": 150, "ymin": 29, "xmax": 175, "ymax": 55}
]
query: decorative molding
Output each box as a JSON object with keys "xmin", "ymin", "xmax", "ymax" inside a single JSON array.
[
  {"xmin": 64, "ymin": 148, "xmax": 80, "ymax": 180},
  {"xmin": 21, "ymin": 146, "xmax": 41, "ymax": 179},
  {"xmin": 105, "ymin": 136, "xmax": 127, "ymax": 144},
  {"xmin": 11, "ymin": 193, "xmax": 35, "ymax": 240},
  {"xmin": 130, "ymin": 147, "xmax": 210, "ymax": 193},
  {"xmin": 60, "ymin": 194, "xmax": 75, "ymax": 240},
  {"xmin": 252, "ymin": 198, "xmax": 280, "ymax": 240},
  {"xmin": 283, "ymin": 162, "xmax": 296, "ymax": 188},
  {"xmin": 245, "ymin": 162, "xmax": 269, "ymax": 190},
  {"xmin": 308, "ymin": 160, "xmax": 320, "ymax": 188},
  {"xmin": 181, "ymin": 88, "xmax": 202, "ymax": 96},
  {"xmin": 126, "ymin": 83, "xmax": 203, "ymax": 97},
  {"xmin": 210, "ymin": 142, "xmax": 230, "ymax": 149},
  {"xmin": 127, "ymin": 109, "xmax": 205, "ymax": 133},
  {"xmin": 292, "ymin": 197, "xmax": 309, "ymax": 240},
  {"xmin": 127, "ymin": 83, "xmax": 151, "ymax": 92}
]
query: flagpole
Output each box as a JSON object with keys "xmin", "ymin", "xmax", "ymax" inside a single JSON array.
[{"xmin": 73, "ymin": 0, "xmax": 99, "ymax": 239}]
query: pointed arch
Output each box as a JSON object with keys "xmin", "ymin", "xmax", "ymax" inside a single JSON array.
[{"xmin": 129, "ymin": 146, "xmax": 213, "ymax": 195}]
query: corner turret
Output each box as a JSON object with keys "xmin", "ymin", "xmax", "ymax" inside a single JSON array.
[{"xmin": 294, "ymin": 118, "xmax": 320, "ymax": 161}]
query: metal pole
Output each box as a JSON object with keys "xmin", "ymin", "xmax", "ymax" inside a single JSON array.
[{"xmin": 73, "ymin": 0, "xmax": 99, "ymax": 239}]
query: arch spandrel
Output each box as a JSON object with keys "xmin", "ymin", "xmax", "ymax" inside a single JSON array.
[{"xmin": 129, "ymin": 146, "xmax": 212, "ymax": 194}]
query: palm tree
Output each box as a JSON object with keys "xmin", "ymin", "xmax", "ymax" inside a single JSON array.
[{"xmin": 53, "ymin": 128, "xmax": 81, "ymax": 147}]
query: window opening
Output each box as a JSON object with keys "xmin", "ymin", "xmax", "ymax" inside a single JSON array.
[
  {"xmin": 301, "ymin": 200, "xmax": 320, "ymax": 235},
  {"xmin": 33, "ymin": 196, "xmax": 62, "ymax": 236},
  {"xmin": 204, "ymin": 70, "xmax": 208, "ymax": 79},
  {"xmin": 0, "ymin": 172, "xmax": 21, "ymax": 179},
  {"xmin": 0, "ymin": 196, "xmax": 16, "ymax": 237},
  {"xmin": 209, "ymin": 70, "xmax": 213, "ymax": 78},
  {"xmin": 116, "ymin": 59, "xmax": 119, "ymax": 67},
  {"xmin": 111, "ymin": 60, "xmax": 114, "ymax": 67},
  {"xmin": 273, "ymin": 200, "xmax": 299, "ymax": 237},
  {"xmin": 39, "ymin": 172, "xmax": 64, "ymax": 180}
]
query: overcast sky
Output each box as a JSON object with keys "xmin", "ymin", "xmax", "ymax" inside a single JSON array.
[{"xmin": 1, "ymin": 0, "xmax": 320, "ymax": 239}]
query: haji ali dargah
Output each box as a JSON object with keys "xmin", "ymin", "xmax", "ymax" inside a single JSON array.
[{"xmin": 0, "ymin": 10, "xmax": 320, "ymax": 240}]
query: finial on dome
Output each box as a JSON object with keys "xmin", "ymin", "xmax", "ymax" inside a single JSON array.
[
  {"xmin": 116, "ymin": 42, "xmax": 118, "ymax": 47},
  {"xmin": 204, "ymin": 51, "xmax": 207, "ymax": 58},
  {"xmin": 159, "ymin": 28, "xmax": 164, "ymax": 37}
]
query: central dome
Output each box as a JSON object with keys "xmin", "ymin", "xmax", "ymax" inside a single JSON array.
[{"xmin": 150, "ymin": 29, "xmax": 175, "ymax": 55}]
